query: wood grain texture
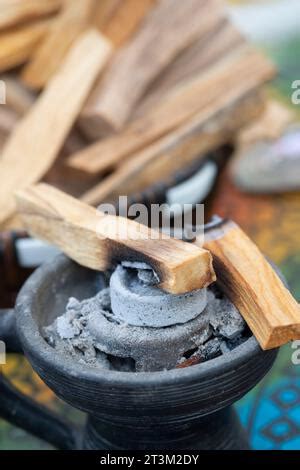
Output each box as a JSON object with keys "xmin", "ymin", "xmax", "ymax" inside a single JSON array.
[
  {"xmin": 0, "ymin": 29, "xmax": 112, "ymax": 228},
  {"xmin": 80, "ymin": 0, "xmax": 224, "ymax": 139},
  {"xmin": 16, "ymin": 183, "xmax": 216, "ymax": 295},
  {"xmin": 92, "ymin": 0, "xmax": 121, "ymax": 30},
  {"xmin": 201, "ymin": 220, "xmax": 300, "ymax": 349},
  {"xmin": 81, "ymin": 90, "xmax": 265, "ymax": 206},
  {"xmin": 135, "ymin": 18, "xmax": 245, "ymax": 118},
  {"xmin": 69, "ymin": 45, "xmax": 274, "ymax": 175},
  {"xmin": 0, "ymin": 213, "xmax": 23, "ymax": 230},
  {"xmin": 4, "ymin": 75, "xmax": 35, "ymax": 115},
  {"xmin": 101, "ymin": 0, "xmax": 156, "ymax": 47},
  {"xmin": 0, "ymin": 106, "xmax": 19, "ymax": 137},
  {"xmin": 237, "ymin": 99, "xmax": 293, "ymax": 146},
  {"xmin": 21, "ymin": 0, "xmax": 97, "ymax": 89},
  {"xmin": 0, "ymin": 19, "xmax": 51, "ymax": 73},
  {"xmin": 0, "ymin": 0, "xmax": 61, "ymax": 30},
  {"xmin": 0, "ymin": 107, "xmax": 14, "ymax": 153},
  {"xmin": 79, "ymin": 41, "xmax": 274, "ymax": 206}
]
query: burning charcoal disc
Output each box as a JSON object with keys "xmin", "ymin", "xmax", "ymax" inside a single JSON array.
[
  {"xmin": 87, "ymin": 306, "xmax": 211, "ymax": 372},
  {"xmin": 110, "ymin": 265, "xmax": 208, "ymax": 327},
  {"xmin": 231, "ymin": 125, "xmax": 300, "ymax": 193}
]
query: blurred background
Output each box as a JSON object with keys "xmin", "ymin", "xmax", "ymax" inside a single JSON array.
[{"xmin": 0, "ymin": 0, "xmax": 300, "ymax": 450}]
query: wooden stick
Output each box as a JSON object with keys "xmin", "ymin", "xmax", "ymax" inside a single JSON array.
[
  {"xmin": 0, "ymin": 19, "xmax": 51, "ymax": 73},
  {"xmin": 72, "ymin": 46, "xmax": 247, "ymax": 174},
  {"xmin": 201, "ymin": 220, "xmax": 300, "ymax": 349},
  {"xmin": 0, "ymin": 29, "xmax": 112, "ymax": 228},
  {"xmin": 237, "ymin": 99, "xmax": 293, "ymax": 146},
  {"xmin": 61, "ymin": 128, "xmax": 88, "ymax": 158},
  {"xmin": 0, "ymin": 213, "xmax": 24, "ymax": 231},
  {"xmin": 92, "ymin": 0, "xmax": 121, "ymax": 30},
  {"xmin": 0, "ymin": 107, "xmax": 14, "ymax": 154},
  {"xmin": 0, "ymin": 77, "xmax": 34, "ymax": 146},
  {"xmin": 0, "ymin": 106, "xmax": 19, "ymax": 136},
  {"xmin": 70, "ymin": 46, "xmax": 274, "ymax": 175},
  {"xmin": 21, "ymin": 0, "xmax": 97, "ymax": 89},
  {"xmin": 102, "ymin": 0, "xmax": 157, "ymax": 48},
  {"xmin": 80, "ymin": 0, "xmax": 225, "ymax": 139},
  {"xmin": 81, "ymin": 90, "xmax": 265, "ymax": 205},
  {"xmin": 3, "ymin": 75, "xmax": 35, "ymax": 115},
  {"xmin": 16, "ymin": 183, "xmax": 216, "ymax": 295},
  {"xmin": 135, "ymin": 20, "xmax": 245, "ymax": 118},
  {"xmin": 0, "ymin": 0, "xmax": 61, "ymax": 30}
]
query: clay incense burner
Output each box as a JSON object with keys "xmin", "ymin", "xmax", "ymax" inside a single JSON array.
[{"xmin": 0, "ymin": 253, "xmax": 278, "ymax": 450}]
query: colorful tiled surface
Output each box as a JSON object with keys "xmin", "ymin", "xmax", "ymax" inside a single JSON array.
[{"xmin": 237, "ymin": 353, "xmax": 300, "ymax": 450}]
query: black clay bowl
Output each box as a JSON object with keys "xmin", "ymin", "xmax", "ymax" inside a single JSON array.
[{"xmin": 16, "ymin": 255, "xmax": 278, "ymax": 421}]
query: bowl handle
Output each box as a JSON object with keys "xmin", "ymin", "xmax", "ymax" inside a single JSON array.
[{"xmin": 0, "ymin": 309, "xmax": 79, "ymax": 449}]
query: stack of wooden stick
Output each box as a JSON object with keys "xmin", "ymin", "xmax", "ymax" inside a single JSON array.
[{"xmin": 0, "ymin": 0, "xmax": 278, "ymax": 229}]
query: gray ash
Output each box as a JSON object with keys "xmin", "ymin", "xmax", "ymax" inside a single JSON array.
[
  {"xmin": 44, "ymin": 266, "xmax": 249, "ymax": 373},
  {"xmin": 206, "ymin": 290, "xmax": 245, "ymax": 340}
]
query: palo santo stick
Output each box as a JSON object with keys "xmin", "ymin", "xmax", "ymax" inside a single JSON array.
[
  {"xmin": 62, "ymin": 128, "xmax": 88, "ymax": 158},
  {"xmin": 81, "ymin": 90, "xmax": 265, "ymax": 205},
  {"xmin": 201, "ymin": 220, "xmax": 300, "ymax": 350},
  {"xmin": 16, "ymin": 183, "xmax": 216, "ymax": 295},
  {"xmin": 0, "ymin": 19, "xmax": 51, "ymax": 73},
  {"xmin": 4, "ymin": 75, "xmax": 35, "ymax": 115},
  {"xmin": 0, "ymin": 107, "xmax": 16, "ymax": 154},
  {"xmin": 0, "ymin": 29, "xmax": 112, "ymax": 228},
  {"xmin": 0, "ymin": 106, "xmax": 19, "ymax": 136},
  {"xmin": 69, "ymin": 46, "xmax": 274, "ymax": 175},
  {"xmin": 0, "ymin": 79, "xmax": 33, "ymax": 142},
  {"xmin": 237, "ymin": 99, "xmax": 293, "ymax": 146},
  {"xmin": 21, "ymin": 0, "xmax": 96, "ymax": 90},
  {"xmin": 1, "ymin": 213, "xmax": 24, "ymax": 231},
  {"xmin": 102, "ymin": 0, "xmax": 157, "ymax": 48},
  {"xmin": 93, "ymin": 0, "xmax": 121, "ymax": 30},
  {"xmin": 81, "ymin": 0, "xmax": 224, "ymax": 139},
  {"xmin": 0, "ymin": 0, "xmax": 61, "ymax": 30},
  {"xmin": 135, "ymin": 20, "xmax": 245, "ymax": 118}
]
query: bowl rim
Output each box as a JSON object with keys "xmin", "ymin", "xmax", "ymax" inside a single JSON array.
[{"xmin": 16, "ymin": 254, "xmax": 268, "ymax": 387}]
